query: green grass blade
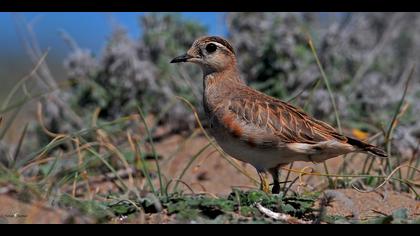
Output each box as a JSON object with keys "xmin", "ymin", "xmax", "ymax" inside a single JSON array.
[
  {"xmin": 85, "ymin": 148, "xmax": 128, "ymax": 192},
  {"xmin": 307, "ymin": 35, "xmax": 342, "ymax": 133},
  {"xmin": 1, "ymin": 50, "xmax": 49, "ymax": 111},
  {"xmin": 307, "ymin": 34, "xmax": 340, "ymax": 185},
  {"xmin": 137, "ymin": 105, "xmax": 164, "ymax": 196},
  {"xmin": 384, "ymin": 66, "xmax": 415, "ymax": 176},
  {"xmin": 11, "ymin": 123, "xmax": 29, "ymax": 168},
  {"xmin": 135, "ymin": 140, "xmax": 156, "ymax": 195}
]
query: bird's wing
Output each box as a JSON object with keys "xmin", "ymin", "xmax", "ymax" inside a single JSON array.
[{"xmin": 224, "ymin": 87, "xmax": 348, "ymax": 147}]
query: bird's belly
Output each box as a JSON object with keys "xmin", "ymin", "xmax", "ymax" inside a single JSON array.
[
  {"xmin": 208, "ymin": 126, "xmax": 304, "ymax": 171},
  {"xmin": 208, "ymin": 125, "xmax": 347, "ymax": 171}
]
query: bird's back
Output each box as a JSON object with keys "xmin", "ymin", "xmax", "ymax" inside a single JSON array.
[{"xmin": 204, "ymin": 75, "xmax": 387, "ymax": 170}]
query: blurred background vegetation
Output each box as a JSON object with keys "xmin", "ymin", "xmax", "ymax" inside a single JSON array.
[
  {"xmin": 2, "ymin": 12, "xmax": 419, "ymax": 156},
  {"xmin": 0, "ymin": 12, "xmax": 419, "ymax": 223}
]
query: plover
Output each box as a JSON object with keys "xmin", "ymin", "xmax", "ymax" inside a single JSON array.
[{"xmin": 171, "ymin": 36, "xmax": 387, "ymax": 193}]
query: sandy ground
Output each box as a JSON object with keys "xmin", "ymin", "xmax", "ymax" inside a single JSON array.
[
  {"xmin": 1, "ymin": 134, "xmax": 419, "ymax": 223},
  {"xmin": 154, "ymin": 134, "xmax": 420, "ymax": 220},
  {"xmin": 0, "ymin": 195, "xmax": 67, "ymax": 224}
]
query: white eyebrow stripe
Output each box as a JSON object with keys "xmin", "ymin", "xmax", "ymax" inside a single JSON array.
[{"xmin": 209, "ymin": 42, "xmax": 229, "ymax": 51}]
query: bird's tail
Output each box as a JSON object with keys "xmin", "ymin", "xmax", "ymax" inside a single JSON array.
[{"xmin": 346, "ymin": 137, "xmax": 388, "ymax": 157}]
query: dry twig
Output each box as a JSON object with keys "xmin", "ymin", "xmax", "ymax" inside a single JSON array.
[{"xmin": 255, "ymin": 203, "xmax": 311, "ymax": 224}]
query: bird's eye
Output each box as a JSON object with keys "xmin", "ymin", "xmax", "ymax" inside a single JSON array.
[{"xmin": 205, "ymin": 43, "xmax": 217, "ymax": 53}]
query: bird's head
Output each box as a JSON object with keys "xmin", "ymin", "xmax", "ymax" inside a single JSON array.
[{"xmin": 170, "ymin": 36, "xmax": 237, "ymax": 74}]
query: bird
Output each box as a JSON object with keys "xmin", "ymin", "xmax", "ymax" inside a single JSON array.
[{"xmin": 170, "ymin": 36, "xmax": 388, "ymax": 194}]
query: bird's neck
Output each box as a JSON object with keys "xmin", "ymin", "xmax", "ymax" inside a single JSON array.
[
  {"xmin": 202, "ymin": 66, "xmax": 244, "ymax": 112},
  {"xmin": 202, "ymin": 66, "xmax": 244, "ymax": 91}
]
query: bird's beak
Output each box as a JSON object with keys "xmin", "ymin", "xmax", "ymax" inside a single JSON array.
[{"xmin": 170, "ymin": 54, "xmax": 193, "ymax": 63}]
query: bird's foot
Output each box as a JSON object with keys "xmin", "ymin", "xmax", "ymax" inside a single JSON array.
[
  {"xmin": 258, "ymin": 171, "xmax": 271, "ymax": 193},
  {"xmin": 271, "ymin": 182, "xmax": 280, "ymax": 194}
]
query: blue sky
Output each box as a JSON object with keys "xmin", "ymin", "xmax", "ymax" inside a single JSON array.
[
  {"xmin": 0, "ymin": 12, "xmax": 226, "ymax": 89},
  {"xmin": 0, "ymin": 12, "xmax": 226, "ymax": 55}
]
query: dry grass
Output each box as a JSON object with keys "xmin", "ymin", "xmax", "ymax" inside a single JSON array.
[{"xmin": 1, "ymin": 13, "xmax": 419, "ymax": 224}]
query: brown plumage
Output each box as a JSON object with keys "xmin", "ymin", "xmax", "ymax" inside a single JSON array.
[
  {"xmin": 171, "ymin": 35, "xmax": 387, "ymax": 194},
  {"xmin": 226, "ymin": 86, "xmax": 387, "ymax": 157}
]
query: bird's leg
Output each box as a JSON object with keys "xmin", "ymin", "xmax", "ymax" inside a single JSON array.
[
  {"xmin": 257, "ymin": 171, "xmax": 270, "ymax": 193},
  {"xmin": 269, "ymin": 167, "xmax": 280, "ymax": 194}
]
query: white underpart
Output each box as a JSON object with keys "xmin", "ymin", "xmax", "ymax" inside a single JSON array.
[{"xmin": 209, "ymin": 126, "xmax": 356, "ymax": 171}]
